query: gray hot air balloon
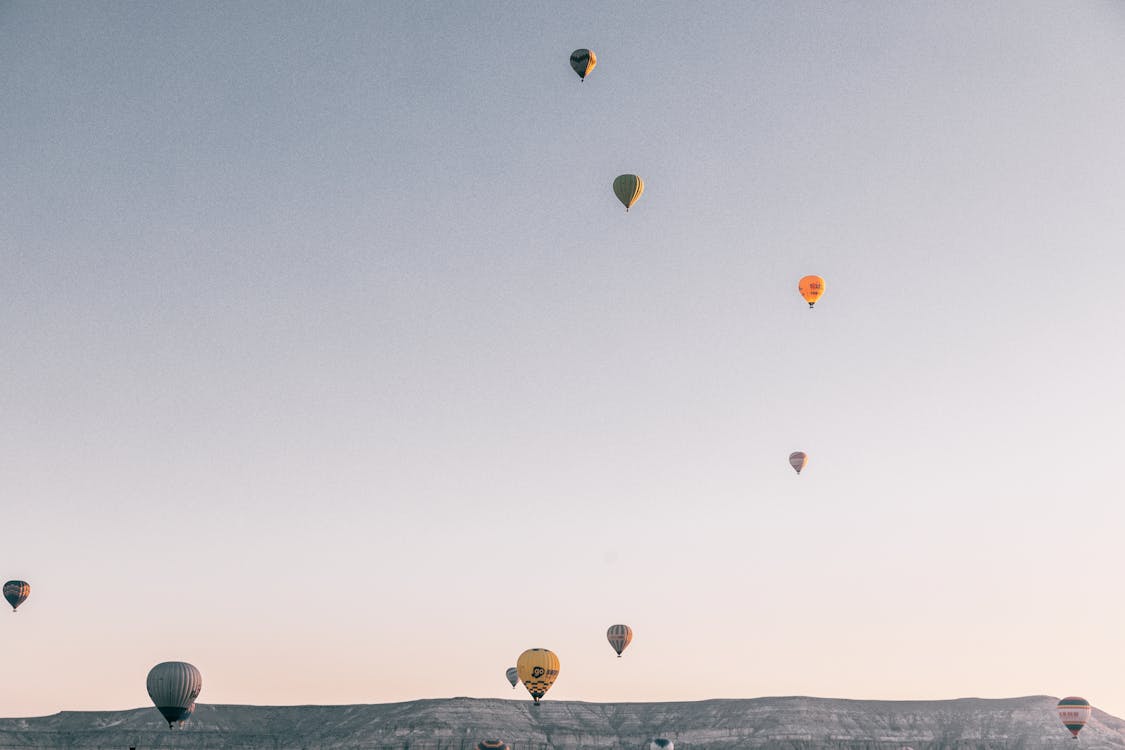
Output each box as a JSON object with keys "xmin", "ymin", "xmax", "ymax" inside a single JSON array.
[
  {"xmin": 146, "ymin": 662, "xmax": 202, "ymax": 729},
  {"xmin": 505, "ymin": 666, "xmax": 519, "ymax": 688},
  {"xmin": 789, "ymin": 451, "xmax": 808, "ymax": 475},
  {"xmin": 650, "ymin": 740, "xmax": 674, "ymax": 750}
]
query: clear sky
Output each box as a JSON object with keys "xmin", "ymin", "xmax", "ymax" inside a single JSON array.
[{"xmin": 3, "ymin": 0, "xmax": 1125, "ymax": 721}]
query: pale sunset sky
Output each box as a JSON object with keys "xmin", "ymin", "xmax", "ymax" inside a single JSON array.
[{"xmin": 2, "ymin": 0, "xmax": 1124, "ymax": 719}]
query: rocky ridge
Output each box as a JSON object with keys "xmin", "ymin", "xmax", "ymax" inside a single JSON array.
[{"xmin": 1, "ymin": 695, "xmax": 1122, "ymax": 749}]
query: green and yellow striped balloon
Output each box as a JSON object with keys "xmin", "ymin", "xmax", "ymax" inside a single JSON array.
[{"xmin": 613, "ymin": 174, "xmax": 644, "ymax": 212}]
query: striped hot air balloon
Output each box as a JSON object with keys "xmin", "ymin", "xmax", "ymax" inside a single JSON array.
[
  {"xmin": 569, "ymin": 49, "xmax": 596, "ymax": 81},
  {"xmin": 651, "ymin": 740, "xmax": 674, "ymax": 750},
  {"xmin": 477, "ymin": 741, "xmax": 509, "ymax": 750},
  {"xmin": 517, "ymin": 648, "xmax": 560, "ymax": 705},
  {"xmin": 606, "ymin": 624, "xmax": 633, "ymax": 657},
  {"xmin": 613, "ymin": 174, "xmax": 644, "ymax": 212},
  {"xmin": 506, "ymin": 666, "xmax": 519, "ymax": 688},
  {"xmin": 789, "ymin": 452, "xmax": 808, "ymax": 475},
  {"xmin": 146, "ymin": 662, "xmax": 202, "ymax": 729},
  {"xmin": 1057, "ymin": 697, "xmax": 1092, "ymax": 739},
  {"xmin": 3, "ymin": 581, "xmax": 30, "ymax": 612}
]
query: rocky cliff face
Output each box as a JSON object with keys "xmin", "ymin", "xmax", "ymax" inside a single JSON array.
[{"xmin": 1, "ymin": 695, "xmax": 1122, "ymax": 749}]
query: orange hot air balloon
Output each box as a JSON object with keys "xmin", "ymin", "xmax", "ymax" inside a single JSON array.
[
  {"xmin": 789, "ymin": 452, "xmax": 808, "ymax": 475},
  {"xmin": 798, "ymin": 275, "xmax": 825, "ymax": 308},
  {"xmin": 606, "ymin": 624, "xmax": 633, "ymax": 657}
]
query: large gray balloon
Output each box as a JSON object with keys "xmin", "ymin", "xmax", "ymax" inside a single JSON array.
[
  {"xmin": 650, "ymin": 740, "xmax": 674, "ymax": 750},
  {"xmin": 146, "ymin": 662, "xmax": 202, "ymax": 729}
]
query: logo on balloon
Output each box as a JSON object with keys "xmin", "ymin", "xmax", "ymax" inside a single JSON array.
[{"xmin": 531, "ymin": 667, "xmax": 545, "ymax": 678}]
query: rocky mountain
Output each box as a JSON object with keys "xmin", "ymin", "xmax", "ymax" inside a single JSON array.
[{"xmin": 1, "ymin": 695, "xmax": 1122, "ymax": 749}]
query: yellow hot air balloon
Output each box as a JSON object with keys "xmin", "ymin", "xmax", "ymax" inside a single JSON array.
[
  {"xmin": 613, "ymin": 175, "xmax": 644, "ymax": 212},
  {"xmin": 570, "ymin": 49, "xmax": 596, "ymax": 81},
  {"xmin": 798, "ymin": 275, "xmax": 825, "ymax": 308},
  {"xmin": 516, "ymin": 648, "xmax": 560, "ymax": 705},
  {"xmin": 606, "ymin": 624, "xmax": 633, "ymax": 657},
  {"xmin": 789, "ymin": 452, "xmax": 808, "ymax": 475}
]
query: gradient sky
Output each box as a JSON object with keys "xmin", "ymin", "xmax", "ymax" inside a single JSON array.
[{"xmin": 3, "ymin": 0, "xmax": 1125, "ymax": 720}]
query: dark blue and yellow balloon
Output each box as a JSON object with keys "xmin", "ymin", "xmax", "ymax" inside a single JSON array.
[
  {"xmin": 570, "ymin": 49, "xmax": 596, "ymax": 81},
  {"xmin": 3, "ymin": 581, "xmax": 30, "ymax": 612}
]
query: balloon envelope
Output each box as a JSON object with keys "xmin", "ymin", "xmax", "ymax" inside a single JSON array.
[
  {"xmin": 606, "ymin": 624, "xmax": 633, "ymax": 657},
  {"xmin": 1057, "ymin": 697, "xmax": 1092, "ymax": 738},
  {"xmin": 613, "ymin": 174, "xmax": 644, "ymax": 211},
  {"xmin": 799, "ymin": 275, "xmax": 825, "ymax": 307},
  {"xmin": 505, "ymin": 666, "xmax": 519, "ymax": 688},
  {"xmin": 789, "ymin": 452, "xmax": 808, "ymax": 474},
  {"xmin": 146, "ymin": 662, "xmax": 202, "ymax": 728},
  {"xmin": 651, "ymin": 740, "xmax": 674, "ymax": 750},
  {"xmin": 516, "ymin": 648, "xmax": 560, "ymax": 705},
  {"xmin": 569, "ymin": 49, "xmax": 596, "ymax": 80},
  {"xmin": 3, "ymin": 580, "xmax": 30, "ymax": 611},
  {"xmin": 477, "ymin": 742, "xmax": 509, "ymax": 750}
]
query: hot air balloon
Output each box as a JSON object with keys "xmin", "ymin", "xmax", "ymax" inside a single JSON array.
[
  {"xmin": 651, "ymin": 740, "xmax": 674, "ymax": 750},
  {"xmin": 516, "ymin": 648, "xmax": 560, "ymax": 705},
  {"xmin": 3, "ymin": 581, "xmax": 30, "ymax": 612},
  {"xmin": 606, "ymin": 624, "xmax": 633, "ymax": 657},
  {"xmin": 570, "ymin": 49, "xmax": 596, "ymax": 81},
  {"xmin": 1057, "ymin": 697, "xmax": 1092, "ymax": 739},
  {"xmin": 789, "ymin": 452, "xmax": 808, "ymax": 475},
  {"xmin": 613, "ymin": 174, "xmax": 644, "ymax": 212},
  {"xmin": 146, "ymin": 662, "xmax": 202, "ymax": 729},
  {"xmin": 799, "ymin": 275, "xmax": 825, "ymax": 308},
  {"xmin": 505, "ymin": 666, "xmax": 519, "ymax": 688},
  {"xmin": 477, "ymin": 742, "xmax": 509, "ymax": 750}
]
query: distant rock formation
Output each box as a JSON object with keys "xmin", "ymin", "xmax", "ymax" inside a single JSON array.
[{"xmin": 1, "ymin": 695, "xmax": 1124, "ymax": 749}]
